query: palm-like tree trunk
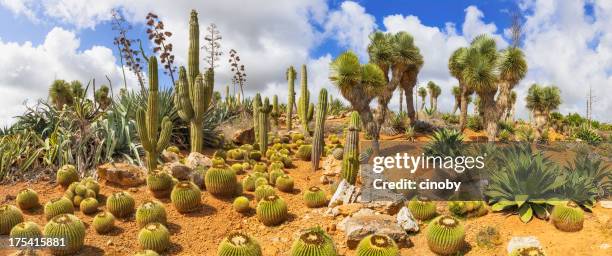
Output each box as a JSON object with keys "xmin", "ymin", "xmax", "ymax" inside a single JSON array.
[
  {"xmin": 533, "ymin": 110, "xmax": 548, "ymax": 141},
  {"xmin": 399, "ymin": 88, "xmax": 403, "ymax": 113},
  {"xmin": 405, "ymin": 87, "xmax": 415, "ymax": 125},
  {"xmin": 459, "ymin": 83, "xmax": 468, "ymax": 131},
  {"xmin": 482, "ymin": 93, "xmax": 498, "ymax": 142}
]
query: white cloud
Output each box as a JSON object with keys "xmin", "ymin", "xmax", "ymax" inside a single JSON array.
[
  {"xmin": 0, "ymin": 27, "xmax": 138, "ymax": 126},
  {"xmin": 0, "ymin": 0, "xmax": 39, "ymax": 22},
  {"xmin": 462, "ymin": 5, "xmax": 508, "ymax": 47},
  {"xmin": 324, "ymin": 1, "xmax": 377, "ymax": 59}
]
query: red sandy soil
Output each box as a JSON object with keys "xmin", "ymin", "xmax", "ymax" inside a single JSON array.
[{"xmin": 1, "ymin": 156, "xmax": 611, "ymax": 256}]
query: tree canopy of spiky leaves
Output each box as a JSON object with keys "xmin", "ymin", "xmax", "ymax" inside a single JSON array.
[
  {"xmin": 451, "ymin": 86, "xmax": 461, "ymax": 98},
  {"xmin": 462, "ymin": 36, "xmax": 498, "ymax": 95},
  {"xmin": 499, "ymin": 47, "xmax": 528, "ymax": 86},
  {"xmin": 526, "ymin": 84, "xmax": 561, "ymax": 114},
  {"xmin": 367, "ymin": 31, "xmax": 393, "ymax": 81},
  {"xmin": 418, "ymin": 87, "xmax": 427, "ymax": 99},
  {"xmin": 448, "ymin": 47, "xmax": 467, "ymax": 80},
  {"xmin": 427, "ymin": 82, "xmax": 441, "ymax": 98},
  {"xmin": 69, "ymin": 81, "xmax": 85, "ymax": 99},
  {"xmin": 49, "ymin": 80, "xmax": 75, "ymax": 110},
  {"xmin": 95, "ymin": 85, "xmax": 111, "ymax": 109}
]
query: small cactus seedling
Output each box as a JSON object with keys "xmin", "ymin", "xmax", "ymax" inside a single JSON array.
[
  {"xmin": 16, "ymin": 188, "xmax": 39, "ymax": 211},
  {"xmin": 426, "ymin": 215, "xmax": 465, "ymax": 255},
  {"xmin": 10, "ymin": 221, "xmax": 42, "ymax": 239},
  {"xmin": 356, "ymin": 234, "xmax": 399, "ymax": 256},
  {"xmin": 303, "ymin": 186, "xmax": 327, "ymax": 208},
  {"xmin": 171, "ymin": 181, "xmax": 202, "ymax": 213},
  {"xmin": 93, "ymin": 212, "xmax": 115, "ymax": 234},
  {"xmin": 290, "ymin": 227, "xmax": 337, "ymax": 256},
  {"xmin": 137, "ymin": 201, "xmax": 168, "ymax": 228},
  {"xmin": 106, "ymin": 191, "xmax": 135, "ymax": 218},
  {"xmin": 0, "ymin": 205, "xmax": 24, "ymax": 235},
  {"xmin": 217, "ymin": 232, "xmax": 263, "ymax": 256},
  {"xmin": 256, "ymin": 195, "xmax": 288, "ymax": 226},
  {"xmin": 138, "ymin": 223, "xmax": 170, "ymax": 253},
  {"xmin": 233, "ymin": 196, "xmax": 250, "ymax": 213},
  {"xmin": 44, "ymin": 197, "xmax": 74, "ymax": 221},
  {"xmin": 44, "ymin": 214, "xmax": 86, "ymax": 255}
]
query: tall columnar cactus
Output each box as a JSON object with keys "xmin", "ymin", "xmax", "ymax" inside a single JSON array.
[
  {"xmin": 342, "ymin": 111, "xmax": 360, "ymax": 184},
  {"xmin": 311, "ymin": 89, "xmax": 328, "ymax": 171},
  {"xmin": 174, "ymin": 10, "xmax": 214, "ymax": 153},
  {"xmin": 258, "ymin": 98, "xmax": 272, "ymax": 155},
  {"xmin": 286, "ymin": 66, "xmax": 296, "ymax": 130},
  {"xmin": 136, "ymin": 56, "xmax": 173, "ymax": 172},
  {"xmin": 271, "ymin": 95, "xmax": 280, "ymax": 127},
  {"xmin": 252, "ymin": 93, "xmax": 262, "ymax": 144},
  {"xmin": 297, "ymin": 64, "xmax": 314, "ymax": 134}
]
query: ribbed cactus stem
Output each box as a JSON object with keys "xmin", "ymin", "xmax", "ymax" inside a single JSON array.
[
  {"xmin": 136, "ymin": 56, "xmax": 173, "ymax": 173},
  {"xmin": 311, "ymin": 89, "xmax": 328, "ymax": 171},
  {"xmin": 258, "ymin": 98, "xmax": 272, "ymax": 155},
  {"xmin": 342, "ymin": 111, "xmax": 360, "ymax": 184},
  {"xmin": 286, "ymin": 66, "xmax": 296, "ymax": 130},
  {"xmin": 297, "ymin": 64, "xmax": 312, "ymax": 134},
  {"xmin": 173, "ymin": 10, "xmax": 214, "ymax": 153},
  {"xmin": 271, "ymin": 95, "xmax": 280, "ymax": 127},
  {"xmin": 253, "ymin": 93, "xmax": 262, "ymax": 144}
]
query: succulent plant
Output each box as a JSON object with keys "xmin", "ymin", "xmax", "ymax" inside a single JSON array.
[
  {"xmin": 171, "ymin": 181, "xmax": 202, "ymax": 213},
  {"xmin": 253, "ymin": 162, "xmax": 267, "ymax": 173},
  {"xmin": 56, "ymin": 164, "xmax": 79, "ymax": 188},
  {"xmin": 297, "ymin": 65, "xmax": 315, "ymax": 135},
  {"xmin": 426, "ymin": 215, "xmax": 465, "ymax": 255},
  {"xmin": 205, "ymin": 167, "xmax": 238, "ymax": 197},
  {"xmin": 551, "ymin": 201, "xmax": 584, "ymax": 232},
  {"xmin": 10, "ymin": 221, "xmax": 42, "ymax": 239},
  {"xmin": 448, "ymin": 201, "xmax": 488, "ymax": 218},
  {"xmin": 44, "ymin": 197, "xmax": 74, "ymax": 220},
  {"xmin": 249, "ymin": 150, "xmax": 262, "ymax": 161},
  {"xmin": 256, "ymin": 195, "xmax": 288, "ymax": 226},
  {"xmin": 230, "ymin": 163, "xmax": 244, "ymax": 174},
  {"xmin": 212, "ymin": 156, "xmax": 226, "ymax": 168},
  {"xmin": 257, "ymin": 97, "xmax": 273, "ymax": 155},
  {"xmin": 359, "ymin": 147, "xmax": 373, "ymax": 164},
  {"xmin": 342, "ymin": 112, "xmax": 360, "ymax": 185},
  {"xmin": 84, "ymin": 178, "xmax": 100, "ymax": 195},
  {"xmin": 137, "ymin": 201, "xmax": 168, "ymax": 228},
  {"xmin": 509, "ymin": 246, "xmax": 546, "ymax": 256},
  {"xmin": 147, "ymin": 171, "xmax": 174, "ymax": 198},
  {"xmin": 16, "ymin": 188, "xmax": 39, "ymax": 211},
  {"xmin": 275, "ymin": 175, "xmax": 295, "ymax": 192},
  {"xmin": 286, "ymin": 66, "xmax": 297, "ymax": 130},
  {"xmin": 291, "ymin": 133, "xmax": 305, "ymax": 143},
  {"xmin": 290, "ymin": 227, "xmax": 337, "ymax": 256},
  {"xmin": 134, "ymin": 250, "xmax": 160, "ymax": 256},
  {"xmin": 0, "ymin": 205, "xmax": 24, "ymax": 235},
  {"xmin": 407, "ymin": 196, "xmax": 437, "ymax": 221},
  {"xmin": 79, "ymin": 197, "xmax": 99, "ymax": 214},
  {"xmin": 296, "ymin": 144, "xmax": 312, "ymax": 161},
  {"xmin": 255, "ymin": 185, "xmax": 276, "ymax": 202},
  {"xmin": 269, "ymin": 161, "xmax": 284, "ymax": 171},
  {"xmin": 106, "ymin": 191, "xmax": 135, "ymax": 218},
  {"xmin": 218, "ymin": 231, "xmax": 263, "ymax": 256},
  {"xmin": 242, "ymin": 175, "xmax": 257, "ymax": 192},
  {"xmin": 303, "ymin": 186, "xmax": 327, "ymax": 208},
  {"xmin": 44, "ymin": 214, "xmax": 86, "ymax": 255},
  {"xmin": 255, "ymin": 177, "xmax": 269, "ymax": 188},
  {"xmin": 269, "ymin": 169, "xmax": 284, "ymax": 186},
  {"xmin": 93, "ymin": 211, "xmax": 115, "ymax": 234},
  {"xmin": 332, "ymin": 148, "xmax": 344, "ymax": 161},
  {"xmin": 227, "ymin": 149, "xmax": 246, "ymax": 160},
  {"xmin": 138, "ymin": 222, "xmax": 170, "ymax": 253},
  {"xmin": 233, "ymin": 196, "xmax": 250, "ymax": 213},
  {"xmin": 311, "ymin": 89, "xmax": 328, "ymax": 171},
  {"xmin": 356, "ymin": 234, "xmax": 399, "ymax": 256}
]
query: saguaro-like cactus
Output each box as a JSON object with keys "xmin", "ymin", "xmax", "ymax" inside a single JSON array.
[
  {"xmin": 271, "ymin": 95, "xmax": 281, "ymax": 128},
  {"xmin": 342, "ymin": 111, "xmax": 360, "ymax": 184},
  {"xmin": 258, "ymin": 98, "xmax": 272, "ymax": 154},
  {"xmin": 174, "ymin": 10, "xmax": 214, "ymax": 153},
  {"xmin": 252, "ymin": 93, "xmax": 262, "ymax": 144},
  {"xmin": 136, "ymin": 56, "xmax": 173, "ymax": 173},
  {"xmin": 286, "ymin": 66, "xmax": 296, "ymax": 130},
  {"xmin": 311, "ymin": 89, "xmax": 328, "ymax": 171},
  {"xmin": 297, "ymin": 64, "xmax": 314, "ymax": 134}
]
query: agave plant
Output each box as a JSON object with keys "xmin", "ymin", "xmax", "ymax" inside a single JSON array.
[
  {"xmin": 485, "ymin": 144, "xmax": 565, "ymax": 223},
  {"xmin": 423, "ymin": 129, "xmax": 465, "ymax": 157},
  {"xmin": 0, "ymin": 130, "xmax": 45, "ymax": 181},
  {"xmin": 565, "ymin": 151, "xmax": 611, "ymax": 200},
  {"xmin": 573, "ymin": 125, "xmax": 602, "ymax": 145}
]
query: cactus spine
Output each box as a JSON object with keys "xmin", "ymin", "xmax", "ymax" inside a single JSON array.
[
  {"xmin": 174, "ymin": 10, "xmax": 214, "ymax": 153},
  {"xmin": 271, "ymin": 95, "xmax": 280, "ymax": 127},
  {"xmin": 253, "ymin": 93, "xmax": 262, "ymax": 144},
  {"xmin": 258, "ymin": 97, "xmax": 272, "ymax": 154},
  {"xmin": 311, "ymin": 89, "xmax": 328, "ymax": 171},
  {"xmin": 136, "ymin": 56, "xmax": 173, "ymax": 172},
  {"xmin": 297, "ymin": 64, "xmax": 314, "ymax": 134},
  {"xmin": 286, "ymin": 66, "xmax": 297, "ymax": 130},
  {"xmin": 342, "ymin": 111, "xmax": 360, "ymax": 184}
]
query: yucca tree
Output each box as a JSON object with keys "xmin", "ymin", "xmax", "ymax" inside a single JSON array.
[
  {"xmin": 526, "ymin": 84, "xmax": 561, "ymax": 140},
  {"xmin": 427, "ymin": 81, "xmax": 441, "ymax": 111},
  {"xmin": 451, "ymin": 86, "xmax": 461, "ymax": 114},
  {"xmin": 417, "ymin": 87, "xmax": 427, "ymax": 111},
  {"xmin": 504, "ymin": 91, "xmax": 517, "ymax": 121},
  {"xmin": 330, "ymin": 51, "xmax": 385, "ymax": 154},
  {"xmin": 448, "ymin": 47, "xmax": 470, "ymax": 130},
  {"xmin": 459, "ymin": 35, "xmax": 527, "ymax": 141},
  {"xmin": 368, "ymin": 31, "xmax": 423, "ymax": 127},
  {"xmin": 49, "ymin": 80, "xmax": 74, "ymax": 110}
]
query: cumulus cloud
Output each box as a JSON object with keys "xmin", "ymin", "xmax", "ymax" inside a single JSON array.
[
  {"xmin": 0, "ymin": 0, "xmax": 40, "ymax": 22},
  {"xmin": 0, "ymin": 27, "xmax": 137, "ymax": 126},
  {"xmin": 324, "ymin": 1, "xmax": 377, "ymax": 59}
]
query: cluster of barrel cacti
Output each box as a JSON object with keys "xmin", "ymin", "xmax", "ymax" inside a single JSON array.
[
  {"xmin": 136, "ymin": 56, "xmax": 173, "ymax": 172},
  {"xmin": 448, "ymin": 200, "xmax": 488, "ymax": 218},
  {"xmin": 341, "ymin": 111, "xmax": 360, "ymax": 184},
  {"xmin": 63, "ymin": 177, "xmax": 101, "ymax": 215}
]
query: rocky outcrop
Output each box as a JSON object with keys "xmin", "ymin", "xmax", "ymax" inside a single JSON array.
[
  {"xmin": 338, "ymin": 208, "xmax": 412, "ymax": 248},
  {"xmin": 97, "ymin": 163, "xmax": 146, "ymax": 187}
]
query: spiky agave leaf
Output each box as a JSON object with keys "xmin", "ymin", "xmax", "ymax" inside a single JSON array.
[
  {"xmin": 290, "ymin": 227, "xmax": 337, "ymax": 256},
  {"xmin": 426, "ymin": 215, "xmax": 465, "ymax": 255},
  {"xmin": 356, "ymin": 234, "xmax": 399, "ymax": 256},
  {"xmin": 44, "ymin": 214, "xmax": 86, "ymax": 255},
  {"xmin": 217, "ymin": 232, "xmax": 262, "ymax": 256}
]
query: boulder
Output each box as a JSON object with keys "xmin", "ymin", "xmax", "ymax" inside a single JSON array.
[
  {"xmin": 600, "ymin": 201, "xmax": 612, "ymax": 209},
  {"xmin": 338, "ymin": 208, "xmax": 412, "ymax": 248},
  {"xmin": 396, "ymin": 206, "xmax": 419, "ymax": 232},
  {"xmin": 507, "ymin": 236, "xmax": 543, "ymax": 254},
  {"xmin": 329, "ymin": 203, "xmax": 364, "ymax": 217},
  {"xmin": 165, "ymin": 162, "xmax": 192, "ymax": 180},
  {"xmin": 160, "ymin": 150, "xmax": 180, "ymax": 163},
  {"xmin": 232, "ymin": 126, "xmax": 255, "ymax": 145},
  {"xmin": 328, "ymin": 179, "xmax": 361, "ymax": 208},
  {"xmin": 97, "ymin": 163, "xmax": 145, "ymax": 187},
  {"xmin": 322, "ymin": 156, "xmax": 342, "ymax": 177},
  {"xmin": 185, "ymin": 152, "xmax": 212, "ymax": 170}
]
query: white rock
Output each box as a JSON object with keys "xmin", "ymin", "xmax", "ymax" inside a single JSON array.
[
  {"xmin": 328, "ymin": 179, "xmax": 361, "ymax": 207},
  {"xmin": 507, "ymin": 236, "xmax": 543, "ymax": 254},
  {"xmin": 600, "ymin": 201, "xmax": 612, "ymax": 209},
  {"xmin": 396, "ymin": 207, "xmax": 419, "ymax": 232}
]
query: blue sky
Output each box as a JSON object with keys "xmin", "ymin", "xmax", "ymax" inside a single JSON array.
[{"xmin": 0, "ymin": 0, "xmax": 610, "ymax": 126}]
